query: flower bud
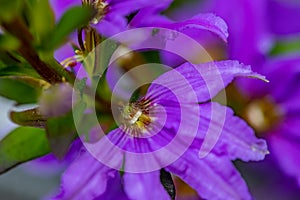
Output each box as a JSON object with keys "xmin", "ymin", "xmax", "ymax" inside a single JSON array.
[{"xmin": 39, "ymin": 83, "xmax": 73, "ymax": 117}]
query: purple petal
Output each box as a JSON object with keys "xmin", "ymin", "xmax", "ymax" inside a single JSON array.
[
  {"xmin": 54, "ymin": 43, "xmax": 75, "ymax": 63},
  {"xmin": 129, "ymin": 7, "xmax": 171, "ymax": 27},
  {"xmin": 52, "ymin": 149, "xmax": 115, "ymax": 200},
  {"xmin": 95, "ymin": 172, "xmax": 130, "ymax": 200},
  {"xmin": 50, "ymin": 0, "xmax": 80, "ymax": 20},
  {"xmin": 132, "ymin": 9, "xmax": 228, "ymax": 43},
  {"xmin": 94, "ymin": 18, "xmax": 127, "ymax": 36},
  {"xmin": 275, "ymin": 117, "xmax": 300, "ymax": 140},
  {"xmin": 123, "ymin": 171, "xmax": 170, "ymax": 200},
  {"xmin": 147, "ymin": 60, "xmax": 267, "ymax": 103},
  {"xmin": 109, "ymin": 0, "xmax": 172, "ymax": 16},
  {"xmin": 197, "ymin": 102, "xmax": 269, "ymax": 161},
  {"xmin": 156, "ymin": 13, "xmax": 229, "ymax": 67},
  {"xmin": 97, "ymin": 0, "xmax": 171, "ymax": 36},
  {"xmin": 265, "ymin": 54, "xmax": 300, "ymax": 103},
  {"xmin": 166, "ymin": 0, "xmax": 271, "ymax": 66},
  {"xmin": 83, "ymin": 127, "xmax": 166, "ymax": 172},
  {"xmin": 83, "ymin": 106, "xmax": 197, "ymax": 173},
  {"xmin": 166, "ymin": 13, "xmax": 228, "ymax": 43},
  {"xmin": 166, "ymin": 149, "xmax": 252, "ymax": 200},
  {"xmin": 26, "ymin": 139, "xmax": 82, "ymax": 176},
  {"xmin": 267, "ymin": 0, "xmax": 300, "ymax": 35},
  {"xmin": 268, "ymin": 132, "xmax": 300, "ymax": 186},
  {"xmin": 208, "ymin": 0, "xmax": 270, "ymax": 65},
  {"xmin": 280, "ymin": 88, "xmax": 300, "ymax": 116}
]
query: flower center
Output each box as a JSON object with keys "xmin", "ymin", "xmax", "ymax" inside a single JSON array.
[
  {"xmin": 242, "ymin": 96, "xmax": 284, "ymax": 135},
  {"xmin": 82, "ymin": 0, "xmax": 109, "ymax": 24},
  {"xmin": 120, "ymin": 98, "xmax": 153, "ymax": 136}
]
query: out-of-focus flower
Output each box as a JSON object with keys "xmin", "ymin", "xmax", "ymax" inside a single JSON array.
[
  {"xmin": 202, "ymin": 0, "xmax": 300, "ymax": 188},
  {"xmin": 52, "ymin": 0, "xmax": 230, "ymax": 70},
  {"xmin": 168, "ymin": 0, "xmax": 300, "ymax": 189},
  {"xmin": 51, "ymin": 0, "xmax": 172, "ymax": 37},
  {"xmin": 167, "ymin": 0, "xmax": 269, "ymax": 66},
  {"xmin": 52, "ymin": 60, "xmax": 268, "ymax": 200},
  {"xmin": 236, "ymin": 54, "xmax": 300, "ymax": 186},
  {"xmin": 168, "ymin": 0, "xmax": 300, "ymax": 66},
  {"xmin": 51, "ymin": 0, "xmax": 172, "ymax": 69}
]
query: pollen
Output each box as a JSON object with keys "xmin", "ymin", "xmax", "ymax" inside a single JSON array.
[{"xmin": 120, "ymin": 98, "xmax": 153, "ymax": 136}]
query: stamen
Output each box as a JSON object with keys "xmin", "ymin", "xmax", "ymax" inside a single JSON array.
[
  {"xmin": 61, "ymin": 51, "xmax": 84, "ymax": 68},
  {"xmin": 92, "ymin": 1, "xmax": 109, "ymax": 24},
  {"xmin": 82, "ymin": 0, "xmax": 109, "ymax": 25}
]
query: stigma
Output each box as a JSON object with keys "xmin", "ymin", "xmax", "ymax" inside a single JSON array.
[{"xmin": 128, "ymin": 110, "xmax": 143, "ymax": 125}]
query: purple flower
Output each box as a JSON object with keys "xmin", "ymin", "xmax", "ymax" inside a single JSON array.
[
  {"xmin": 51, "ymin": 0, "xmax": 171, "ymax": 68},
  {"xmin": 52, "ymin": 0, "xmax": 229, "ymax": 70},
  {"xmin": 235, "ymin": 53, "xmax": 300, "ymax": 186},
  {"xmin": 52, "ymin": 60, "xmax": 268, "ymax": 200},
  {"xmin": 168, "ymin": 0, "xmax": 300, "ymax": 67},
  {"xmin": 51, "ymin": 0, "xmax": 172, "ymax": 37},
  {"xmin": 166, "ymin": 0, "xmax": 300, "ymax": 189},
  {"xmin": 196, "ymin": 0, "xmax": 300, "ymax": 187}
]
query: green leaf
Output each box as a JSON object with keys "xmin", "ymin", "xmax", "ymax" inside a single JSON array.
[
  {"xmin": 0, "ymin": 76, "xmax": 47, "ymax": 104},
  {"xmin": 269, "ymin": 39, "xmax": 300, "ymax": 56},
  {"xmin": 0, "ymin": 60, "xmax": 6, "ymax": 69},
  {"xmin": 10, "ymin": 108, "xmax": 46, "ymax": 128},
  {"xmin": 0, "ymin": 34, "xmax": 20, "ymax": 51},
  {"xmin": 160, "ymin": 168, "xmax": 176, "ymax": 200},
  {"xmin": 46, "ymin": 113, "xmax": 75, "ymax": 159},
  {"xmin": 0, "ymin": 52, "xmax": 20, "ymax": 66},
  {"xmin": 28, "ymin": 0, "xmax": 55, "ymax": 41},
  {"xmin": 44, "ymin": 6, "xmax": 95, "ymax": 50},
  {"xmin": 0, "ymin": 0, "xmax": 23, "ymax": 22},
  {"xmin": 0, "ymin": 65, "xmax": 41, "ymax": 78},
  {"xmin": 165, "ymin": 0, "xmax": 200, "ymax": 13},
  {"xmin": 0, "ymin": 127, "xmax": 50, "ymax": 174}
]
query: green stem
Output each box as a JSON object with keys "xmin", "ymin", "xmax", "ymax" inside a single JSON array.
[{"xmin": 1, "ymin": 17, "xmax": 75, "ymax": 84}]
